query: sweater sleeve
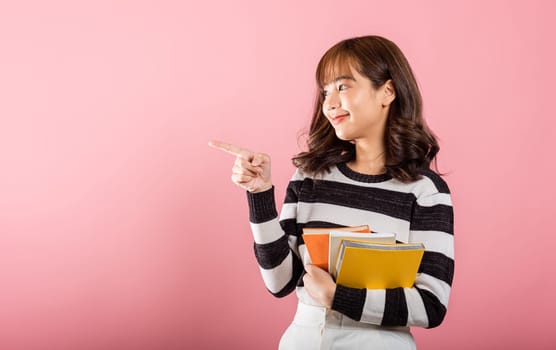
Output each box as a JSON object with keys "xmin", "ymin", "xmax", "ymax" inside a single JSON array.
[
  {"xmin": 246, "ymin": 174, "xmax": 305, "ymax": 298},
  {"xmin": 331, "ymin": 178, "xmax": 454, "ymax": 328}
]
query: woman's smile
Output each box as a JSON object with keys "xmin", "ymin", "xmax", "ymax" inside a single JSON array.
[{"xmin": 330, "ymin": 113, "xmax": 349, "ymax": 125}]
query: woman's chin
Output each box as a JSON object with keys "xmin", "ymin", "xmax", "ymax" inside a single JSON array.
[{"xmin": 335, "ymin": 131, "xmax": 352, "ymax": 141}]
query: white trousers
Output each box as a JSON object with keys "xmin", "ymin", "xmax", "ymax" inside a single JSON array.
[{"xmin": 279, "ymin": 302, "xmax": 416, "ymax": 350}]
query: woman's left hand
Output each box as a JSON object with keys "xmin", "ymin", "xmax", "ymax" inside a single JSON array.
[{"xmin": 303, "ymin": 264, "xmax": 337, "ymax": 308}]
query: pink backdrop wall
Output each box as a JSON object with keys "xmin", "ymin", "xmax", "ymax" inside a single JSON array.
[{"xmin": 1, "ymin": 0, "xmax": 555, "ymax": 349}]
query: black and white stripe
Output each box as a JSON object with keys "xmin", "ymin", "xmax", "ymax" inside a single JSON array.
[{"xmin": 247, "ymin": 164, "xmax": 454, "ymax": 328}]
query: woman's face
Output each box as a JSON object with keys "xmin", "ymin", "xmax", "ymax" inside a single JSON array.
[{"xmin": 321, "ymin": 65, "xmax": 394, "ymax": 142}]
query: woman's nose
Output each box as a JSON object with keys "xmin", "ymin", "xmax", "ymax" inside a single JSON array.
[{"xmin": 324, "ymin": 92, "xmax": 340, "ymax": 111}]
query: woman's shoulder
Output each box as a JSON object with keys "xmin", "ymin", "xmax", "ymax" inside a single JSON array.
[
  {"xmin": 291, "ymin": 163, "xmax": 358, "ymax": 185},
  {"xmin": 290, "ymin": 167, "xmax": 309, "ymax": 181},
  {"xmin": 412, "ymin": 168, "xmax": 450, "ymax": 198},
  {"xmin": 290, "ymin": 165, "xmax": 332, "ymax": 181},
  {"xmin": 417, "ymin": 168, "xmax": 451, "ymax": 194}
]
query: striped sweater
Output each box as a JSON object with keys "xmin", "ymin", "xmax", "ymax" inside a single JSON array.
[{"xmin": 247, "ymin": 162, "xmax": 454, "ymax": 329}]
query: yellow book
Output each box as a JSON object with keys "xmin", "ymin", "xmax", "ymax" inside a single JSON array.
[
  {"xmin": 328, "ymin": 231, "xmax": 396, "ymax": 276},
  {"xmin": 335, "ymin": 241, "xmax": 425, "ymax": 289}
]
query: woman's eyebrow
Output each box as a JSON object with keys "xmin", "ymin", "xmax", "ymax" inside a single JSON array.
[
  {"xmin": 321, "ymin": 75, "xmax": 356, "ymax": 88},
  {"xmin": 323, "ymin": 75, "xmax": 356, "ymax": 86},
  {"xmin": 333, "ymin": 75, "xmax": 356, "ymax": 82}
]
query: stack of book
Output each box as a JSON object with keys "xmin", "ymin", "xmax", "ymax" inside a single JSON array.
[{"xmin": 302, "ymin": 225, "xmax": 424, "ymax": 289}]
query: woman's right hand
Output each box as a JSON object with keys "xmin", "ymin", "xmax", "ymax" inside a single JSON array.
[{"xmin": 209, "ymin": 140, "xmax": 272, "ymax": 193}]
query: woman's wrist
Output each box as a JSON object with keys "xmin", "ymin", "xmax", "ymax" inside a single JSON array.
[
  {"xmin": 249, "ymin": 183, "xmax": 273, "ymax": 193},
  {"xmin": 325, "ymin": 283, "xmax": 337, "ymax": 309}
]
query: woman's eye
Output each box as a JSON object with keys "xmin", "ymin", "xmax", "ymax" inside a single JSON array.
[
  {"xmin": 338, "ymin": 84, "xmax": 348, "ymax": 91},
  {"xmin": 321, "ymin": 90, "xmax": 329, "ymax": 97}
]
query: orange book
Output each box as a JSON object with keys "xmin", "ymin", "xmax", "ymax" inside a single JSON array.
[{"xmin": 302, "ymin": 225, "xmax": 370, "ymax": 270}]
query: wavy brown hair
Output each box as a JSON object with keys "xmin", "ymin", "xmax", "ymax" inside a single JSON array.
[{"xmin": 293, "ymin": 35, "xmax": 439, "ymax": 182}]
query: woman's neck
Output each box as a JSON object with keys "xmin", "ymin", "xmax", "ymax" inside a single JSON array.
[{"xmin": 348, "ymin": 139, "xmax": 386, "ymax": 175}]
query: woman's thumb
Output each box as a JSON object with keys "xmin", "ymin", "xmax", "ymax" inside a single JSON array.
[{"xmin": 304, "ymin": 264, "xmax": 315, "ymax": 275}]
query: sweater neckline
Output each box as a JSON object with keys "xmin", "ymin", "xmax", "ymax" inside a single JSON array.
[{"xmin": 336, "ymin": 162, "xmax": 392, "ymax": 183}]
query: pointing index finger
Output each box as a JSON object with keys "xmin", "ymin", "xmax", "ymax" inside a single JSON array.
[{"xmin": 208, "ymin": 140, "xmax": 253, "ymax": 159}]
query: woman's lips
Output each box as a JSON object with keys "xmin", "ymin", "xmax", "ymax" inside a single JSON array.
[{"xmin": 331, "ymin": 114, "xmax": 349, "ymax": 125}]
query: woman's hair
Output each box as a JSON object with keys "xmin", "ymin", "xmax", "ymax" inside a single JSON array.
[{"xmin": 292, "ymin": 35, "xmax": 440, "ymax": 182}]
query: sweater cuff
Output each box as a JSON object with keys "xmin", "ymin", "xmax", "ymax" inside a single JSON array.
[
  {"xmin": 247, "ymin": 186, "xmax": 278, "ymax": 223},
  {"xmin": 331, "ymin": 284, "xmax": 366, "ymax": 321}
]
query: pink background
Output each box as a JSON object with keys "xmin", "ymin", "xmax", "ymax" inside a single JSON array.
[{"xmin": 1, "ymin": 0, "xmax": 555, "ymax": 349}]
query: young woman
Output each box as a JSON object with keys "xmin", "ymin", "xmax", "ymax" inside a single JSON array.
[{"xmin": 210, "ymin": 35, "xmax": 454, "ymax": 349}]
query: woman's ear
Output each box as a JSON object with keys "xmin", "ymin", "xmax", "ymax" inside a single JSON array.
[{"xmin": 382, "ymin": 80, "xmax": 396, "ymax": 107}]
